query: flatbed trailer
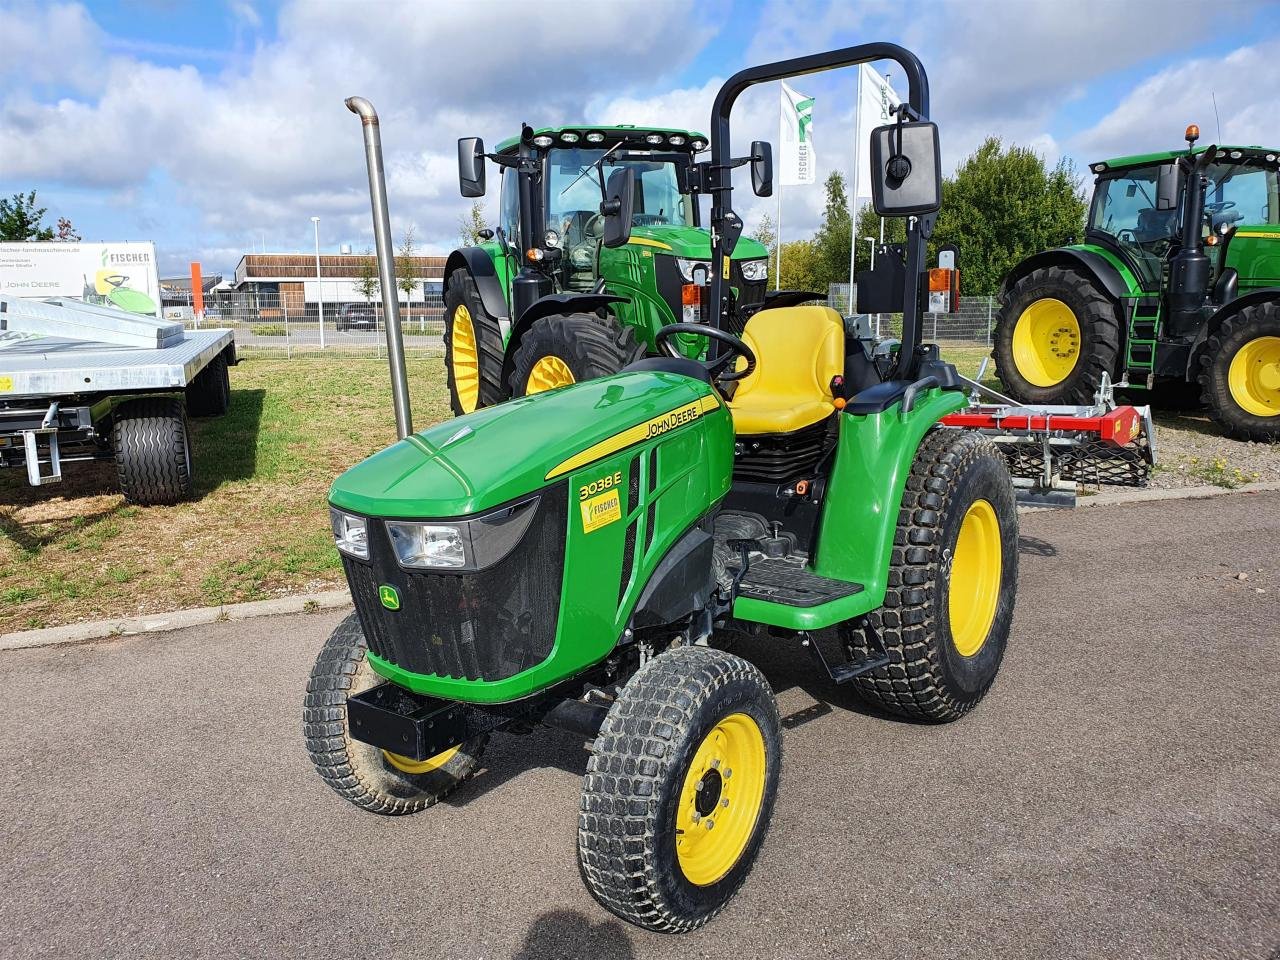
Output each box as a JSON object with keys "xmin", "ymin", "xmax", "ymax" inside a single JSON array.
[{"xmin": 0, "ymin": 294, "xmax": 235, "ymax": 505}]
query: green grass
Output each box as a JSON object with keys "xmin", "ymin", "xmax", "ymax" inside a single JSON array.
[{"xmin": 251, "ymin": 324, "xmax": 288, "ymax": 337}]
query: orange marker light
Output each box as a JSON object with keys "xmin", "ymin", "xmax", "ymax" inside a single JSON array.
[{"xmin": 1185, "ymin": 123, "xmax": 1200, "ymax": 142}]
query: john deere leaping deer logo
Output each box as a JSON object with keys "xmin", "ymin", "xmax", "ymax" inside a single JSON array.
[{"xmin": 378, "ymin": 584, "xmax": 401, "ymax": 611}]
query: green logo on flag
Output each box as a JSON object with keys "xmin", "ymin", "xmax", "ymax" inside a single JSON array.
[
  {"xmin": 796, "ymin": 97, "xmax": 814, "ymax": 143},
  {"xmin": 378, "ymin": 584, "xmax": 401, "ymax": 611}
]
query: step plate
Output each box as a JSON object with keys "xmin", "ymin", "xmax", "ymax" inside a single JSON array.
[{"xmin": 737, "ymin": 559, "xmax": 864, "ymax": 608}]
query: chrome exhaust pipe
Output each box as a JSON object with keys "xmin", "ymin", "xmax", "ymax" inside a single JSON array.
[{"xmin": 346, "ymin": 96, "xmax": 412, "ymax": 439}]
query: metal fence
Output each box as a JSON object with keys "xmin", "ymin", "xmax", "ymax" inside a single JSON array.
[{"xmin": 827, "ymin": 284, "xmax": 998, "ymax": 350}]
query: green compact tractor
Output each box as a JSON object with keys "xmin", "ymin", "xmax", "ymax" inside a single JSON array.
[
  {"xmin": 993, "ymin": 126, "xmax": 1280, "ymax": 440},
  {"xmin": 442, "ymin": 123, "xmax": 772, "ymax": 413},
  {"xmin": 311, "ymin": 47, "xmax": 1020, "ymax": 933}
]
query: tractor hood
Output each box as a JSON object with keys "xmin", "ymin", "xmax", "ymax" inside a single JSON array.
[
  {"xmin": 631, "ymin": 224, "xmax": 768, "ymax": 262},
  {"xmin": 329, "ymin": 370, "xmax": 720, "ymax": 518}
]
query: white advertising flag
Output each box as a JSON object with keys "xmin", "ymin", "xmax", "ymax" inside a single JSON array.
[
  {"xmin": 853, "ymin": 64, "xmax": 902, "ymax": 206},
  {"xmin": 778, "ymin": 81, "xmax": 816, "ymax": 186}
]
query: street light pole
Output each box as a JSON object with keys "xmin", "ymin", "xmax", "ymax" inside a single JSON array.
[{"xmin": 312, "ymin": 216, "xmax": 325, "ymax": 349}]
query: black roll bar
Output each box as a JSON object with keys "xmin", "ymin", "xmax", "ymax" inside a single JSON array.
[{"xmin": 707, "ymin": 43, "xmax": 931, "ymax": 382}]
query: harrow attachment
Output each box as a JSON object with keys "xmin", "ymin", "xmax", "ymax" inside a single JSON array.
[{"xmin": 940, "ymin": 371, "xmax": 1156, "ymax": 507}]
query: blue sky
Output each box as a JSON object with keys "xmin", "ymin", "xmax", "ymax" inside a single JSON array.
[{"xmin": 1, "ymin": 0, "xmax": 1276, "ymax": 278}]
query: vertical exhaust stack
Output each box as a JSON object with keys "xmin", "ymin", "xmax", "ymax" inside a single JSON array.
[{"xmin": 346, "ymin": 96, "xmax": 413, "ymax": 439}]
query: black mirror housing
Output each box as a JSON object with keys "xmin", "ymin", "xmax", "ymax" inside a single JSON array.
[
  {"xmin": 869, "ymin": 121, "xmax": 941, "ymax": 217},
  {"xmin": 750, "ymin": 140, "xmax": 773, "ymax": 197},
  {"xmin": 1156, "ymin": 162, "xmax": 1181, "ymax": 211},
  {"xmin": 458, "ymin": 137, "xmax": 486, "ymax": 198},
  {"xmin": 601, "ymin": 167, "xmax": 636, "ymax": 248}
]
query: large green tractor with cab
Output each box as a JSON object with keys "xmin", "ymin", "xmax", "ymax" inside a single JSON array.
[
  {"xmin": 313, "ymin": 47, "xmax": 1020, "ymax": 933},
  {"xmin": 993, "ymin": 126, "xmax": 1280, "ymax": 440},
  {"xmin": 442, "ymin": 124, "xmax": 772, "ymax": 413}
]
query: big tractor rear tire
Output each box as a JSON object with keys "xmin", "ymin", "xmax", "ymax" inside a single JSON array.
[
  {"xmin": 509, "ymin": 312, "xmax": 643, "ymax": 398},
  {"xmin": 994, "ymin": 266, "xmax": 1122, "ymax": 405},
  {"xmin": 303, "ymin": 613, "xmax": 488, "ymax": 815},
  {"xmin": 1198, "ymin": 300, "xmax": 1280, "ymax": 441},
  {"xmin": 113, "ymin": 397, "xmax": 194, "ymax": 505},
  {"xmin": 444, "ymin": 267, "xmax": 505, "ymax": 416},
  {"xmin": 578, "ymin": 646, "xmax": 782, "ymax": 933},
  {"xmin": 842, "ymin": 429, "xmax": 1018, "ymax": 722}
]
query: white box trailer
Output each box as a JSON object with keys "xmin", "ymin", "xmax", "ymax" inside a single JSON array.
[{"xmin": 0, "ymin": 293, "xmax": 235, "ymax": 505}]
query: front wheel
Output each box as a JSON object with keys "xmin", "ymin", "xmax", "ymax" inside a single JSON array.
[
  {"xmin": 509, "ymin": 312, "xmax": 642, "ymax": 397},
  {"xmin": 303, "ymin": 613, "xmax": 487, "ymax": 815},
  {"xmin": 843, "ymin": 429, "xmax": 1018, "ymax": 721},
  {"xmin": 578, "ymin": 646, "xmax": 782, "ymax": 933},
  {"xmin": 1199, "ymin": 300, "xmax": 1280, "ymax": 441}
]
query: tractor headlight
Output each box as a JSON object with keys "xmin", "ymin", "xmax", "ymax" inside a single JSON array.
[
  {"xmin": 385, "ymin": 496, "xmax": 540, "ymax": 571},
  {"xmin": 676, "ymin": 258, "xmax": 711, "ymax": 284},
  {"xmin": 740, "ymin": 259, "xmax": 769, "ymax": 282},
  {"xmin": 330, "ymin": 509, "xmax": 369, "ymax": 560}
]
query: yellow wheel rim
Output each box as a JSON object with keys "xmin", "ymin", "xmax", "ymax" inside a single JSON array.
[
  {"xmin": 381, "ymin": 745, "xmax": 462, "ymax": 775},
  {"xmin": 1012, "ymin": 298, "xmax": 1081, "ymax": 387},
  {"xmin": 1227, "ymin": 335, "xmax": 1280, "ymax": 418},
  {"xmin": 948, "ymin": 498, "xmax": 1002, "ymax": 658},
  {"xmin": 450, "ymin": 305, "xmax": 480, "ymax": 413},
  {"xmin": 675, "ymin": 712, "xmax": 766, "ymax": 887},
  {"xmin": 525, "ymin": 355, "xmax": 576, "ymax": 394}
]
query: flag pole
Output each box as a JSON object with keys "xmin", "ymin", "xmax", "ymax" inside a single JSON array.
[
  {"xmin": 847, "ymin": 64, "xmax": 863, "ymax": 309},
  {"xmin": 775, "ymin": 179, "xmax": 783, "ymax": 291}
]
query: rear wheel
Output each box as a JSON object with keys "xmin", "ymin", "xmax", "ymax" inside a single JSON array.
[
  {"xmin": 443, "ymin": 267, "xmax": 505, "ymax": 415},
  {"xmin": 509, "ymin": 312, "xmax": 642, "ymax": 397},
  {"xmin": 185, "ymin": 351, "xmax": 230, "ymax": 417},
  {"xmin": 113, "ymin": 397, "xmax": 193, "ymax": 505},
  {"xmin": 1199, "ymin": 300, "xmax": 1280, "ymax": 441},
  {"xmin": 578, "ymin": 646, "xmax": 781, "ymax": 933},
  {"xmin": 843, "ymin": 428, "xmax": 1018, "ymax": 721},
  {"xmin": 303, "ymin": 613, "xmax": 487, "ymax": 815},
  {"xmin": 994, "ymin": 266, "xmax": 1121, "ymax": 404}
]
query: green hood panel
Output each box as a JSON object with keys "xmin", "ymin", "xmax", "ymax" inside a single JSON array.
[
  {"xmin": 629, "ymin": 225, "xmax": 768, "ymax": 261},
  {"xmin": 329, "ymin": 370, "xmax": 718, "ymax": 518}
]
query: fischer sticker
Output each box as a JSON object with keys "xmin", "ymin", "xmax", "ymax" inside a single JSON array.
[{"xmin": 580, "ymin": 489, "xmax": 622, "ymax": 534}]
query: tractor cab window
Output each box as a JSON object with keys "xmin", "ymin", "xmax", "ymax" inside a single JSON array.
[
  {"xmin": 499, "ymin": 169, "xmax": 520, "ymax": 250},
  {"xmin": 1202, "ymin": 161, "xmax": 1279, "ymax": 231},
  {"xmin": 1089, "ymin": 165, "xmax": 1170, "ymax": 289}
]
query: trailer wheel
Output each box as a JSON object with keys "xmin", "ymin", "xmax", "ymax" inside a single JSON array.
[
  {"xmin": 994, "ymin": 266, "xmax": 1121, "ymax": 404},
  {"xmin": 113, "ymin": 397, "xmax": 194, "ymax": 505},
  {"xmin": 185, "ymin": 351, "xmax": 231, "ymax": 417},
  {"xmin": 1199, "ymin": 300, "xmax": 1280, "ymax": 441},
  {"xmin": 843, "ymin": 428, "xmax": 1018, "ymax": 722},
  {"xmin": 444, "ymin": 267, "xmax": 506, "ymax": 415},
  {"xmin": 303, "ymin": 613, "xmax": 487, "ymax": 816},
  {"xmin": 509, "ymin": 313, "xmax": 643, "ymax": 397},
  {"xmin": 578, "ymin": 646, "xmax": 781, "ymax": 933}
]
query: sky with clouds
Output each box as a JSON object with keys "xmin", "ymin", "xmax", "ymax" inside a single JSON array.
[{"xmin": 0, "ymin": 0, "xmax": 1276, "ymax": 278}]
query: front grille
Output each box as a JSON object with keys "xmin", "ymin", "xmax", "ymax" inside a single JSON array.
[{"xmin": 344, "ymin": 482, "xmax": 569, "ymax": 682}]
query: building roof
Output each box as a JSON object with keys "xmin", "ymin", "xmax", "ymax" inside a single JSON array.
[{"xmin": 231, "ymin": 253, "xmax": 446, "ymax": 286}]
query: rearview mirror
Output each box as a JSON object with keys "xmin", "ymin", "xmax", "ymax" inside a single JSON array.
[
  {"xmin": 750, "ymin": 140, "xmax": 773, "ymax": 197},
  {"xmin": 601, "ymin": 167, "xmax": 635, "ymax": 248},
  {"xmin": 869, "ymin": 121, "xmax": 941, "ymax": 217},
  {"xmin": 458, "ymin": 137, "xmax": 486, "ymax": 198},
  {"xmin": 1156, "ymin": 163, "xmax": 1181, "ymax": 211}
]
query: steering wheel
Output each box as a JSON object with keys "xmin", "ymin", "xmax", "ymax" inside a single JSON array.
[
  {"xmin": 1205, "ymin": 200, "xmax": 1236, "ymax": 214},
  {"xmin": 631, "ymin": 213, "xmax": 666, "ymax": 227},
  {"xmin": 653, "ymin": 323, "xmax": 756, "ymax": 382}
]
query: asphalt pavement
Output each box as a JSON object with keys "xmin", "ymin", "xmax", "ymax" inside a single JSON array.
[{"xmin": 3, "ymin": 492, "xmax": 1278, "ymax": 960}]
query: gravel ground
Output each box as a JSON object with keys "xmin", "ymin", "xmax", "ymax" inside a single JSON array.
[{"xmin": 1147, "ymin": 410, "xmax": 1280, "ymax": 489}]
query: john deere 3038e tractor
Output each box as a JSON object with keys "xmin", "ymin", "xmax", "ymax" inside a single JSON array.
[
  {"xmin": 311, "ymin": 47, "xmax": 1020, "ymax": 933},
  {"xmin": 442, "ymin": 124, "xmax": 771, "ymax": 414},
  {"xmin": 993, "ymin": 126, "xmax": 1280, "ymax": 440}
]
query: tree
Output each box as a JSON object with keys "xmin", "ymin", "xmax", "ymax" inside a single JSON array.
[
  {"xmin": 776, "ymin": 238, "xmax": 824, "ymax": 293},
  {"xmin": 853, "ymin": 203, "xmax": 905, "ymax": 276},
  {"xmin": 457, "ymin": 200, "xmax": 488, "ymax": 246},
  {"xmin": 395, "ymin": 226, "xmax": 420, "ymax": 302},
  {"xmin": 0, "ymin": 191, "xmax": 78, "ymax": 242},
  {"xmin": 804, "ymin": 171, "xmax": 857, "ymax": 294},
  {"xmin": 931, "ymin": 138, "xmax": 1086, "ymax": 295},
  {"xmin": 749, "ymin": 213, "xmax": 778, "ymax": 284},
  {"xmin": 354, "ymin": 246, "xmax": 379, "ymax": 303}
]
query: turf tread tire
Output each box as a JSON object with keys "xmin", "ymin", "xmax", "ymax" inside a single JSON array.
[
  {"xmin": 993, "ymin": 266, "xmax": 1122, "ymax": 405},
  {"xmin": 578, "ymin": 646, "xmax": 782, "ymax": 933},
  {"xmin": 302, "ymin": 613, "xmax": 487, "ymax": 816},
  {"xmin": 113, "ymin": 397, "xmax": 193, "ymax": 505},
  {"xmin": 185, "ymin": 351, "xmax": 231, "ymax": 417},
  {"xmin": 842, "ymin": 428, "xmax": 1018, "ymax": 722},
  {"xmin": 443, "ymin": 267, "xmax": 506, "ymax": 415},
  {"xmin": 1198, "ymin": 299, "xmax": 1280, "ymax": 442},
  {"xmin": 509, "ymin": 312, "xmax": 643, "ymax": 397}
]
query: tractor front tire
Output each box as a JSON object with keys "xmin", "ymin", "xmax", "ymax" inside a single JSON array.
[
  {"xmin": 303, "ymin": 613, "xmax": 488, "ymax": 815},
  {"xmin": 1198, "ymin": 300, "xmax": 1280, "ymax": 441},
  {"xmin": 994, "ymin": 266, "xmax": 1122, "ymax": 404},
  {"xmin": 113, "ymin": 397, "xmax": 193, "ymax": 505},
  {"xmin": 444, "ymin": 267, "xmax": 506, "ymax": 416},
  {"xmin": 843, "ymin": 428, "xmax": 1018, "ymax": 722},
  {"xmin": 185, "ymin": 350, "xmax": 231, "ymax": 417},
  {"xmin": 509, "ymin": 312, "xmax": 643, "ymax": 397},
  {"xmin": 578, "ymin": 646, "xmax": 782, "ymax": 933}
]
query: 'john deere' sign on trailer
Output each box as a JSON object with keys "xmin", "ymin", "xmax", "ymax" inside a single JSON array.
[{"xmin": 0, "ymin": 241, "xmax": 162, "ymax": 317}]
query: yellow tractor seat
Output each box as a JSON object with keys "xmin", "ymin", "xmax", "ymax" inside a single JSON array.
[{"xmin": 728, "ymin": 305, "xmax": 846, "ymax": 435}]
